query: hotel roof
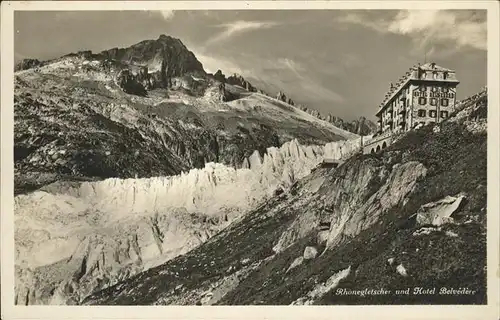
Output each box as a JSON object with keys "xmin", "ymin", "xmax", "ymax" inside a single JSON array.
[
  {"xmin": 376, "ymin": 62, "xmax": 459, "ymax": 116},
  {"xmin": 418, "ymin": 62, "xmax": 455, "ymax": 72}
]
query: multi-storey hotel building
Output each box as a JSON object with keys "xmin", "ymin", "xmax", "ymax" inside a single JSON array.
[
  {"xmin": 376, "ymin": 62, "xmax": 460, "ymax": 134},
  {"xmin": 363, "ymin": 62, "xmax": 459, "ymax": 154}
]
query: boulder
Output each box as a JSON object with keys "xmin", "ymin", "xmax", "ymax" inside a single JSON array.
[
  {"xmin": 396, "ymin": 264, "xmax": 408, "ymax": 277},
  {"xmin": 303, "ymin": 246, "xmax": 318, "ymax": 260},
  {"xmin": 415, "ymin": 194, "xmax": 465, "ymax": 226}
]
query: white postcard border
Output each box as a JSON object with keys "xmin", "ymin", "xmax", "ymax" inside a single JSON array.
[{"xmin": 1, "ymin": 2, "xmax": 499, "ymax": 320}]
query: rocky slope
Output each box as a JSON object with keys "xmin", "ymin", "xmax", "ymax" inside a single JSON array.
[
  {"xmin": 82, "ymin": 91, "xmax": 487, "ymax": 305},
  {"xmin": 14, "ymin": 34, "xmax": 358, "ymax": 195}
]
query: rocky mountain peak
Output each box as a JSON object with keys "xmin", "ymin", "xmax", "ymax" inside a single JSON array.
[{"xmin": 98, "ymin": 34, "xmax": 206, "ymax": 77}]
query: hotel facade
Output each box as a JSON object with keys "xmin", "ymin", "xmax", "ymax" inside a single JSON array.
[
  {"xmin": 376, "ymin": 62, "xmax": 460, "ymax": 134},
  {"xmin": 363, "ymin": 62, "xmax": 459, "ymax": 154}
]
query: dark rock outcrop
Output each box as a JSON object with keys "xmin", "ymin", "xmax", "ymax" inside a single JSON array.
[
  {"xmin": 136, "ymin": 66, "xmax": 155, "ymax": 90},
  {"xmin": 324, "ymin": 115, "xmax": 378, "ymax": 135},
  {"xmin": 15, "ymin": 58, "xmax": 44, "ymax": 71},
  {"xmin": 116, "ymin": 69, "xmax": 147, "ymax": 96},
  {"xmin": 276, "ymin": 91, "xmax": 287, "ymax": 102},
  {"xmin": 227, "ymin": 74, "xmax": 257, "ymax": 92},
  {"xmin": 213, "ymin": 70, "xmax": 226, "ymax": 83}
]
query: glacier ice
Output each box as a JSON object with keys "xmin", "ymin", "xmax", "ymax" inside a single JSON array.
[{"xmin": 15, "ymin": 136, "xmax": 366, "ymax": 304}]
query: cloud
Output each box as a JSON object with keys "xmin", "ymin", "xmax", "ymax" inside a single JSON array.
[
  {"xmin": 337, "ymin": 10, "xmax": 487, "ymax": 51},
  {"xmin": 206, "ymin": 20, "xmax": 278, "ymax": 46},
  {"xmin": 276, "ymin": 58, "xmax": 305, "ymax": 77},
  {"xmin": 298, "ymin": 79, "xmax": 345, "ymax": 104},
  {"xmin": 194, "ymin": 51, "xmax": 254, "ymax": 76},
  {"xmin": 159, "ymin": 10, "xmax": 175, "ymax": 20},
  {"xmin": 267, "ymin": 58, "xmax": 344, "ymax": 103},
  {"xmin": 145, "ymin": 10, "xmax": 175, "ymax": 21},
  {"xmin": 388, "ymin": 10, "xmax": 487, "ymax": 51},
  {"xmin": 194, "ymin": 51, "xmax": 344, "ymax": 104}
]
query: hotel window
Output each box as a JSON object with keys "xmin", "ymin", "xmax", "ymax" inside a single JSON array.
[
  {"xmin": 431, "ymin": 86, "xmax": 437, "ymax": 92},
  {"xmin": 441, "ymin": 98, "xmax": 449, "ymax": 107},
  {"xmin": 433, "ymin": 72, "xmax": 438, "ymax": 79},
  {"xmin": 429, "ymin": 110, "xmax": 437, "ymax": 117},
  {"xmin": 419, "ymin": 85, "xmax": 426, "ymax": 92},
  {"xmin": 440, "ymin": 111, "xmax": 449, "ymax": 118},
  {"xmin": 442, "ymin": 87, "xmax": 449, "ymax": 93},
  {"xmin": 430, "ymin": 98, "xmax": 437, "ymax": 106},
  {"xmin": 443, "ymin": 72, "xmax": 448, "ymax": 80},
  {"xmin": 418, "ymin": 109, "xmax": 426, "ymax": 117},
  {"xmin": 418, "ymin": 97, "xmax": 427, "ymax": 105},
  {"xmin": 449, "ymin": 93, "xmax": 455, "ymax": 98}
]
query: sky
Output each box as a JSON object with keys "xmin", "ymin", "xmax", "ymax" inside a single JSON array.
[{"xmin": 14, "ymin": 9, "xmax": 487, "ymax": 121}]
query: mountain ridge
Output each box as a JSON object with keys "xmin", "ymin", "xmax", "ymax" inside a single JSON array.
[
  {"xmin": 15, "ymin": 34, "xmax": 376, "ymax": 135},
  {"xmin": 14, "ymin": 34, "xmax": 361, "ymax": 194}
]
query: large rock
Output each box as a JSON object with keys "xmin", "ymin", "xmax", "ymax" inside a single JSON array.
[
  {"xmin": 303, "ymin": 246, "xmax": 318, "ymax": 260},
  {"xmin": 415, "ymin": 194, "xmax": 465, "ymax": 226},
  {"xmin": 272, "ymin": 159, "xmax": 427, "ymax": 254}
]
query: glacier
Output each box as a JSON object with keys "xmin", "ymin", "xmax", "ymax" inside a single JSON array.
[{"xmin": 15, "ymin": 136, "xmax": 367, "ymax": 305}]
